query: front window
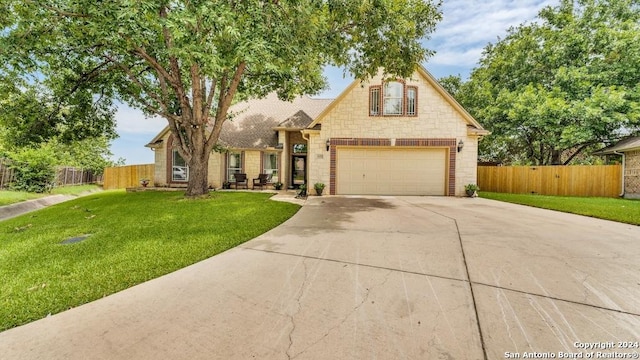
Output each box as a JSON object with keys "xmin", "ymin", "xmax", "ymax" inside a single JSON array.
[
  {"xmin": 383, "ymin": 81, "xmax": 404, "ymax": 115},
  {"xmin": 263, "ymin": 152, "xmax": 279, "ymax": 182},
  {"xmin": 227, "ymin": 152, "xmax": 242, "ymax": 181},
  {"xmin": 172, "ymin": 150, "xmax": 189, "ymax": 182}
]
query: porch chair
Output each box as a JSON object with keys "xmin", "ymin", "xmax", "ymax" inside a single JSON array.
[
  {"xmin": 233, "ymin": 173, "xmax": 248, "ymax": 189},
  {"xmin": 252, "ymin": 173, "xmax": 270, "ymax": 190}
]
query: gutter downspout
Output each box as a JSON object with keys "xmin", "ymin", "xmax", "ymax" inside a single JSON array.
[
  {"xmin": 301, "ymin": 130, "xmax": 310, "ymax": 142},
  {"xmin": 613, "ymin": 151, "xmax": 625, "ymax": 197}
]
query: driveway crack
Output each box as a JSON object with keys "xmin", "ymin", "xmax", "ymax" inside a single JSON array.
[
  {"xmin": 292, "ymin": 270, "xmax": 393, "ymax": 359},
  {"xmin": 286, "ymin": 258, "xmax": 308, "ymax": 360}
]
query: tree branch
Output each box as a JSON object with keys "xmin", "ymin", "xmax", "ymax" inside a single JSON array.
[
  {"xmin": 563, "ymin": 142, "xmax": 594, "ymax": 165},
  {"xmin": 204, "ymin": 78, "xmax": 217, "ymax": 118},
  {"xmin": 206, "ymin": 62, "xmax": 246, "ymax": 150},
  {"xmin": 158, "ymin": 4, "xmax": 187, "ymax": 109}
]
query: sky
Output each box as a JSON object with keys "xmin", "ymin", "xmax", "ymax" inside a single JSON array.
[{"xmin": 110, "ymin": 0, "xmax": 558, "ymax": 165}]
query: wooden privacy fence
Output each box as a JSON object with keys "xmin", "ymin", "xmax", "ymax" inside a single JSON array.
[
  {"xmin": 103, "ymin": 164, "xmax": 155, "ymax": 190},
  {"xmin": 1, "ymin": 158, "xmax": 101, "ymax": 190},
  {"xmin": 477, "ymin": 165, "xmax": 622, "ymax": 197}
]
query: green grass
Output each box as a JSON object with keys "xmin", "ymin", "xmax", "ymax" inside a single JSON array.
[
  {"xmin": 0, "ymin": 185, "xmax": 101, "ymax": 206},
  {"xmin": 481, "ymin": 192, "xmax": 640, "ymax": 226},
  {"xmin": 50, "ymin": 184, "xmax": 101, "ymax": 196},
  {"xmin": 0, "ymin": 191, "xmax": 43, "ymax": 206},
  {"xmin": 0, "ymin": 191, "xmax": 299, "ymax": 331}
]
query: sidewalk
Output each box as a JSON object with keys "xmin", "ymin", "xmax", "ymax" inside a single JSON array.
[{"xmin": 0, "ymin": 195, "xmax": 76, "ymax": 221}]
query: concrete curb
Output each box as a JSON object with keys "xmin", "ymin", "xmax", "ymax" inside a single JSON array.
[{"xmin": 0, "ymin": 195, "xmax": 76, "ymax": 221}]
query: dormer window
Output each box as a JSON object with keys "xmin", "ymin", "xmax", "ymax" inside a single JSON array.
[{"xmin": 369, "ymin": 81, "xmax": 418, "ymax": 117}]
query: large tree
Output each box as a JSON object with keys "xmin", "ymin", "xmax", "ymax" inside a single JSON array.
[
  {"xmin": 1, "ymin": 0, "xmax": 442, "ymax": 197},
  {"xmin": 0, "ymin": 77, "xmax": 116, "ymax": 148},
  {"xmin": 458, "ymin": 0, "xmax": 640, "ymax": 165}
]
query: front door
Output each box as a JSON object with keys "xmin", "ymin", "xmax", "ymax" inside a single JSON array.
[{"xmin": 292, "ymin": 156, "xmax": 306, "ymax": 188}]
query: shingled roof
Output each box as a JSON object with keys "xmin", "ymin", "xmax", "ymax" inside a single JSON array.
[
  {"xmin": 218, "ymin": 93, "xmax": 333, "ymax": 149},
  {"xmin": 594, "ymin": 136, "xmax": 640, "ymax": 155}
]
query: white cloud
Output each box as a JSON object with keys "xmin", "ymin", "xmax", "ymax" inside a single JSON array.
[
  {"xmin": 426, "ymin": 0, "xmax": 558, "ymax": 67},
  {"xmin": 114, "ymin": 103, "xmax": 167, "ymax": 135},
  {"xmin": 111, "ymin": 1, "xmax": 562, "ymax": 163}
]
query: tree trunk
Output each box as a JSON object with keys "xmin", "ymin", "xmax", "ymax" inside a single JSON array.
[
  {"xmin": 185, "ymin": 140, "xmax": 211, "ymax": 198},
  {"xmin": 550, "ymin": 149, "xmax": 562, "ymax": 165}
]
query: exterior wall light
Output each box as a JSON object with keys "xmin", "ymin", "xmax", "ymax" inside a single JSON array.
[
  {"xmin": 326, "ymin": 139, "xmax": 331, "ymax": 151},
  {"xmin": 457, "ymin": 139, "xmax": 464, "ymax": 153}
]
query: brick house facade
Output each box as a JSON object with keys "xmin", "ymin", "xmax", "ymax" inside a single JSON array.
[
  {"xmin": 595, "ymin": 137, "xmax": 640, "ymax": 199},
  {"xmin": 146, "ymin": 66, "xmax": 489, "ymax": 196}
]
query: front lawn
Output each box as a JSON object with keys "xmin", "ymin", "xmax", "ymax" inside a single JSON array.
[
  {"xmin": 0, "ymin": 191, "xmax": 299, "ymax": 331},
  {"xmin": 480, "ymin": 192, "xmax": 640, "ymax": 226}
]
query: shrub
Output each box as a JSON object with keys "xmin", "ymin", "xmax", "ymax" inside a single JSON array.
[{"xmin": 8, "ymin": 147, "xmax": 56, "ymax": 193}]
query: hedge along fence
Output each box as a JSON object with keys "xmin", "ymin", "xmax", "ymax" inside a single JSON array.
[
  {"xmin": 103, "ymin": 164, "xmax": 155, "ymax": 190},
  {"xmin": 477, "ymin": 165, "xmax": 623, "ymax": 197},
  {"xmin": 0, "ymin": 158, "xmax": 102, "ymax": 190}
]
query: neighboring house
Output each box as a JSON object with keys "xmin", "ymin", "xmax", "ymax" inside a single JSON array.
[
  {"xmin": 146, "ymin": 65, "xmax": 489, "ymax": 196},
  {"xmin": 594, "ymin": 136, "xmax": 640, "ymax": 199}
]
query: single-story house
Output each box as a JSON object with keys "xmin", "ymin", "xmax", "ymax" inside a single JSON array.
[
  {"xmin": 146, "ymin": 65, "xmax": 489, "ymax": 196},
  {"xmin": 594, "ymin": 136, "xmax": 640, "ymax": 199}
]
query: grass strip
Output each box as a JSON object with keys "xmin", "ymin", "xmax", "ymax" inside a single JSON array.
[
  {"xmin": 0, "ymin": 185, "xmax": 101, "ymax": 206},
  {"xmin": 480, "ymin": 192, "xmax": 640, "ymax": 226}
]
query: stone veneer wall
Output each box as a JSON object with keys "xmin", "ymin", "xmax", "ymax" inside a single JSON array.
[
  {"xmin": 153, "ymin": 133, "xmax": 168, "ymax": 186},
  {"xmin": 153, "ymin": 131, "xmax": 224, "ymax": 188},
  {"xmin": 309, "ymin": 70, "xmax": 480, "ymax": 196},
  {"xmin": 243, "ymin": 151, "xmax": 262, "ymax": 185},
  {"xmin": 625, "ymin": 150, "xmax": 640, "ymax": 198}
]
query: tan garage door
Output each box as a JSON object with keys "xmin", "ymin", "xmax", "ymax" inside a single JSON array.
[{"xmin": 336, "ymin": 147, "xmax": 447, "ymax": 195}]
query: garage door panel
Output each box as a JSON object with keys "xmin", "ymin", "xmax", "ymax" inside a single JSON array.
[{"xmin": 336, "ymin": 148, "xmax": 447, "ymax": 196}]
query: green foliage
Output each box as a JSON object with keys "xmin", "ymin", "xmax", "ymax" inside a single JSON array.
[
  {"xmin": 457, "ymin": 0, "xmax": 640, "ymax": 165},
  {"xmin": 3, "ymin": 137, "xmax": 117, "ymax": 193},
  {"xmin": 464, "ymin": 184, "xmax": 480, "ymax": 192},
  {"xmin": 52, "ymin": 137, "xmax": 121, "ymax": 174},
  {"xmin": 0, "ymin": 191, "xmax": 299, "ymax": 331},
  {"xmin": 438, "ymin": 75, "xmax": 463, "ymax": 98},
  {"xmin": 1, "ymin": 0, "xmax": 442, "ymax": 196},
  {"xmin": 0, "ymin": 74, "xmax": 116, "ymax": 149},
  {"xmin": 481, "ymin": 192, "xmax": 640, "ymax": 225},
  {"xmin": 7, "ymin": 146, "xmax": 57, "ymax": 193}
]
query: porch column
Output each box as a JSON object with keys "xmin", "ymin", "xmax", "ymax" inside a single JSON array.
[{"xmin": 279, "ymin": 130, "xmax": 290, "ymax": 188}]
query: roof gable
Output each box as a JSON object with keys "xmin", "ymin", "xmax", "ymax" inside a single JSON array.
[{"xmin": 308, "ymin": 65, "xmax": 488, "ymax": 135}]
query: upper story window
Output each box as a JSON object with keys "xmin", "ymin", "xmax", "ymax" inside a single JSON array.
[
  {"xmin": 369, "ymin": 81, "xmax": 418, "ymax": 117},
  {"xmin": 383, "ymin": 81, "xmax": 404, "ymax": 115},
  {"xmin": 407, "ymin": 87, "xmax": 417, "ymax": 116},
  {"xmin": 370, "ymin": 87, "xmax": 380, "ymax": 116}
]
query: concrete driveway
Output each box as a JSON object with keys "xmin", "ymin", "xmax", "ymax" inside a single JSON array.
[{"xmin": 1, "ymin": 196, "xmax": 639, "ymax": 359}]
